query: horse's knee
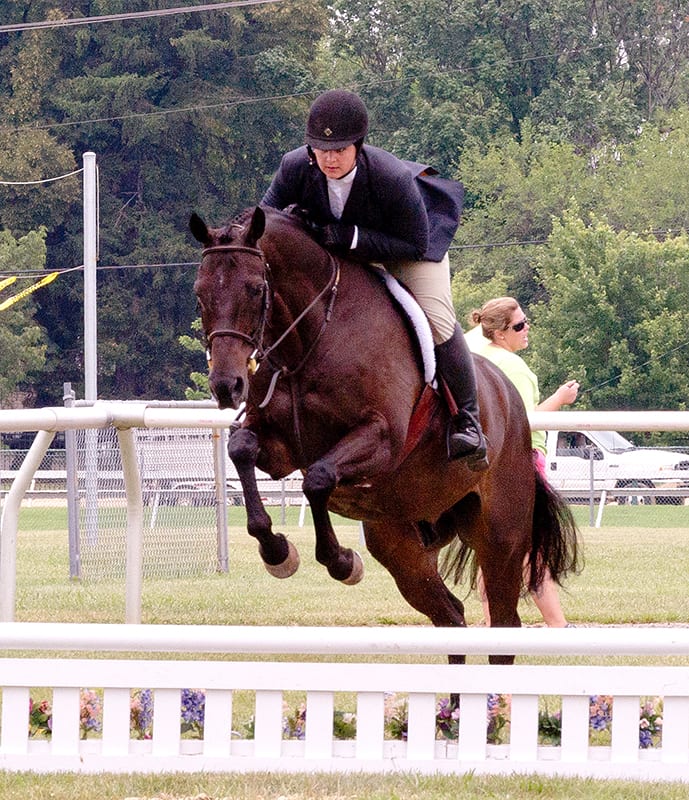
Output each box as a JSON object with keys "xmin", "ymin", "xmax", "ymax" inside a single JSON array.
[
  {"xmin": 228, "ymin": 427, "xmax": 259, "ymax": 467},
  {"xmin": 303, "ymin": 461, "xmax": 337, "ymax": 499}
]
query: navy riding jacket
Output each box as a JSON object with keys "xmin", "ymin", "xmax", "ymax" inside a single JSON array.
[{"xmin": 261, "ymin": 144, "xmax": 463, "ymax": 264}]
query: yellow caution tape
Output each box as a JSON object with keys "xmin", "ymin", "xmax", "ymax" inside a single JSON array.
[{"xmin": 0, "ymin": 271, "xmax": 59, "ymax": 310}]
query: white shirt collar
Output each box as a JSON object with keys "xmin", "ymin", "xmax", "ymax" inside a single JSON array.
[{"xmin": 326, "ymin": 166, "xmax": 357, "ymax": 219}]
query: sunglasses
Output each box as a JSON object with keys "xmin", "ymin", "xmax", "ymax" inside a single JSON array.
[{"xmin": 509, "ymin": 317, "xmax": 529, "ymax": 333}]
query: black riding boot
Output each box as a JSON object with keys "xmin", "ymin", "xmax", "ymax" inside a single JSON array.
[{"xmin": 435, "ymin": 324, "xmax": 489, "ymax": 471}]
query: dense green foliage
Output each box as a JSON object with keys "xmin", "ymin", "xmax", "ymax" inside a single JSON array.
[{"xmin": 1, "ymin": 1, "xmax": 689, "ymax": 409}]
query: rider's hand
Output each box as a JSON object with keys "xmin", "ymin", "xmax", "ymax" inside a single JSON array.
[{"xmin": 321, "ymin": 223, "xmax": 355, "ymax": 251}]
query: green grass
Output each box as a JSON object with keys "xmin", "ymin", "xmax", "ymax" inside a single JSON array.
[
  {"xmin": 2, "ymin": 771, "xmax": 689, "ymax": 800},
  {"xmin": 14, "ymin": 505, "xmax": 689, "ymax": 627},
  {"xmin": 569, "ymin": 502, "xmax": 689, "ymax": 528},
  {"xmin": 5, "ymin": 507, "xmax": 689, "ymax": 798}
]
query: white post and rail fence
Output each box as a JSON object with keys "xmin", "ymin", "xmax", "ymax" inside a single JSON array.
[
  {"xmin": 1, "ymin": 406, "xmax": 689, "ymax": 780},
  {"xmin": 1, "ymin": 623, "xmax": 689, "ymax": 781}
]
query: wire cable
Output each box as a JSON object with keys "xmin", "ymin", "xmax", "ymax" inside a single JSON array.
[
  {"xmin": 0, "ymin": 0, "xmax": 284, "ymax": 34},
  {"xmin": 0, "ymin": 168, "xmax": 83, "ymax": 186}
]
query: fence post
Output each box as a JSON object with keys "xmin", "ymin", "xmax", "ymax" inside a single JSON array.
[
  {"xmin": 212, "ymin": 427, "xmax": 229, "ymax": 573},
  {"xmin": 117, "ymin": 426, "xmax": 144, "ymax": 625},
  {"xmin": 64, "ymin": 383, "xmax": 81, "ymax": 580}
]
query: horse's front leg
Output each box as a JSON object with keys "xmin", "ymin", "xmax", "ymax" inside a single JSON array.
[
  {"xmin": 302, "ymin": 417, "xmax": 395, "ymax": 584},
  {"xmin": 303, "ymin": 459, "xmax": 363, "ymax": 584},
  {"xmin": 228, "ymin": 427, "xmax": 299, "ymax": 578}
]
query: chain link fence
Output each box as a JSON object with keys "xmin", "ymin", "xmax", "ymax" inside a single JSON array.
[
  {"xmin": 75, "ymin": 427, "xmax": 223, "ymax": 581},
  {"xmin": 1, "ymin": 424, "xmax": 305, "ymax": 583}
]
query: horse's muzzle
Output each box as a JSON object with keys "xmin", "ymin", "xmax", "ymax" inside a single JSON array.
[{"xmin": 210, "ymin": 372, "xmax": 246, "ymax": 410}]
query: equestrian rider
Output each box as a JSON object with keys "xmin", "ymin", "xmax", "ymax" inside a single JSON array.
[{"xmin": 261, "ymin": 89, "xmax": 488, "ymax": 470}]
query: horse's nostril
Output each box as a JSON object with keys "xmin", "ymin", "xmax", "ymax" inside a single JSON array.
[{"xmin": 211, "ymin": 375, "xmax": 247, "ymax": 410}]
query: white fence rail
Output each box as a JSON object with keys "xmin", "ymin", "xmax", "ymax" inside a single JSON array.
[{"xmin": 1, "ymin": 623, "xmax": 689, "ymax": 781}]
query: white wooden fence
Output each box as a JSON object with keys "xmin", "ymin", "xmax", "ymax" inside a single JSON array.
[
  {"xmin": 1, "ymin": 623, "xmax": 689, "ymax": 781},
  {"xmin": 2, "ymin": 407, "xmax": 689, "ymax": 781}
]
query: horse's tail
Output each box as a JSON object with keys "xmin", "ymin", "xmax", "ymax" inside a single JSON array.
[
  {"xmin": 438, "ymin": 473, "xmax": 581, "ymax": 596},
  {"xmin": 527, "ymin": 470, "xmax": 582, "ymax": 593}
]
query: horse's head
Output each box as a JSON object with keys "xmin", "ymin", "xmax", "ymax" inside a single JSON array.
[{"xmin": 191, "ymin": 207, "xmax": 269, "ymax": 409}]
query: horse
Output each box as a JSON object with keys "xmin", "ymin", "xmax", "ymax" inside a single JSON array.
[{"xmin": 190, "ymin": 205, "xmax": 579, "ymax": 664}]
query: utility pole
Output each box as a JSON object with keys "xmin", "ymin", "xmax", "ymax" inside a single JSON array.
[{"xmin": 83, "ymin": 152, "xmax": 99, "ymax": 544}]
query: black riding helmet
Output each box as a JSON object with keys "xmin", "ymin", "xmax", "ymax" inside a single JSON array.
[{"xmin": 305, "ymin": 89, "xmax": 369, "ymax": 150}]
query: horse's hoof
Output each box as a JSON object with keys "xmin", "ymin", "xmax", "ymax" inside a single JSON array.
[
  {"xmin": 264, "ymin": 539, "xmax": 300, "ymax": 579},
  {"xmin": 342, "ymin": 550, "xmax": 364, "ymax": 585}
]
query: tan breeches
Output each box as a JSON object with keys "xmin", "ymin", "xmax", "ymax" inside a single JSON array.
[{"xmin": 385, "ymin": 253, "xmax": 457, "ymax": 344}]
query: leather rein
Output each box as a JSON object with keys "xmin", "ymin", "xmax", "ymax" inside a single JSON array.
[{"xmin": 201, "ymin": 242, "xmax": 341, "ymax": 417}]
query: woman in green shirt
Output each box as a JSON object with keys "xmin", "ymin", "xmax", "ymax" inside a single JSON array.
[{"xmin": 467, "ymin": 296, "xmax": 579, "ymax": 627}]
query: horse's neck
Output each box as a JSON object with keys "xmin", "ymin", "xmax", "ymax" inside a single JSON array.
[
  {"xmin": 262, "ymin": 231, "xmax": 334, "ymax": 352},
  {"xmin": 265, "ymin": 232, "xmax": 334, "ymax": 319}
]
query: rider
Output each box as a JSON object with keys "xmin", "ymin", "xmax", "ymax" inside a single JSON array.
[{"xmin": 261, "ymin": 88, "xmax": 488, "ymax": 470}]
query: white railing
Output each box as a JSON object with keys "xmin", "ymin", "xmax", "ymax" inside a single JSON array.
[
  {"xmin": 1, "ymin": 623, "xmax": 689, "ymax": 780},
  {"xmin": 3, "ymin": 405, "xmax": 689, "ymax": 624}
]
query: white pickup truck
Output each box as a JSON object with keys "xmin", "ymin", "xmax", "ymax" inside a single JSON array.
[{"xmin": 544, "ymin": 429, "xmax": 689, "ymax": 504}]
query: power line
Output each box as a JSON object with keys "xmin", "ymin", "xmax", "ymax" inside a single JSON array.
[
  {"xmin": 0, "ymin": 264, "xmax": 198, "ymax": 279},
  {"xmin": 0, "ymin": 40, "xmax": 631, "ymax": 135},
  {"xmin": 1, "ymin": 90, "xmax": 316, "ymax": 134},
  {"xmin": 579, "ymin": 339, "xmax": 689, "ymax": 397},
  {"xmin": 0, "ymin": 0, "xmax": 284, "ymax": 34}
]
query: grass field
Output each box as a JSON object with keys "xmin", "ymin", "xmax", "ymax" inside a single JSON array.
[
  {"xmin": 12, "ymin": 504, "xmax": 689, "ymax": 627},
  {"xmin": 4, "ymin": 505, "xmax": 689, "ymax": 798}
]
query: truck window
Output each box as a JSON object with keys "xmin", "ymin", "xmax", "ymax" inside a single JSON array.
[{"xmin": 555, "ymin": 431, "xmax": 599, "ymax": 459}]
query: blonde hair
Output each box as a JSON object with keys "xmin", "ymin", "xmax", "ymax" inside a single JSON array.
[{"xmin": 468, "ymin": 296, "xmax": 519, "ymax": 341}]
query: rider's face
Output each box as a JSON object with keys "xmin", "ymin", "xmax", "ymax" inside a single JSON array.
[{"xmin": 312, "ymin": 145, "xmax": 357, "ymax": 179}]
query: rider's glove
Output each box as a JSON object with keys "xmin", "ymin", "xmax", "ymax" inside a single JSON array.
[{"xmin": 321, "ymin": 223, "xmax": 355, "ymax": 251}]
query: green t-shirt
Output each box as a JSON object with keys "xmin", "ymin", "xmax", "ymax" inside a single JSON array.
[{"xmin": 465, "ymin": 327, "xmax": 546, "ymax": 454}]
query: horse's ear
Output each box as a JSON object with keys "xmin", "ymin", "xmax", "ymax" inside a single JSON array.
[
  {"xmin": 189, "ymin": 212, "xmax": 210, "ymax": 245},
  {"xmin": 245, "ymin": 206, "xmax": 266, "ymax": 247}
]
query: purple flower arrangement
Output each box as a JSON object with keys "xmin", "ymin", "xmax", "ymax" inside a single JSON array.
[
  {"xmin": 538, "ymin": 694, "xmax": 663, "ymax": 748},
  {"xmin": 26, "ymin": 689, "xmax": 663, "ymax": 749},
  {"xmin": 180, "ymin": 688, "xmax": 206, "ymax": 738}
]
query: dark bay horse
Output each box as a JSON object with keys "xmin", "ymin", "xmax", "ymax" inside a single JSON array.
[{"xmin": 191, "ymin": 206, "xmax": 579, "ymax": 662}]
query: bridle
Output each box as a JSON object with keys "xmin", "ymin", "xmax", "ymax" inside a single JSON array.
[
  {"xmin": 200, "ymin": 241, "xmax": 341, "ymax": 411},
  {"xmin": 201, "ymin": 244, "xmax": 270, "ymax": 371}
]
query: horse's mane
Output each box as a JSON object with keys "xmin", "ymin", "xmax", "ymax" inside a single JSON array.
[{"xmin": 219, "ymin": 205, "xmax": 308, "ymax": 243}]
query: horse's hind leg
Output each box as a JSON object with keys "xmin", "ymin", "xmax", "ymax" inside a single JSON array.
[
  {"xmin": 363, "ymin": 520, "xmax": 468, "ymax": 660},
  {"xmin": 228, "ymin": 427, "xmax": 299, "ymax": 577}
]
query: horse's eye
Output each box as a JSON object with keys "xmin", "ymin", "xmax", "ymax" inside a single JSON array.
[{"xmin": 248, "ymin": 282, "xmax": 264, "ymax": 300}]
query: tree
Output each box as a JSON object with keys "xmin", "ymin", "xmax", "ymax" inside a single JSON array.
[
  {"xmin": 452, "ymin": 122, "xmax": 599, "ymax": 304},
  {"xmin": 593, "ymin": 0, "xmax": 689, "ymax": 119},
  {"xmin": 1, "ymin": 0, "xmax": 329, "ymax": 403},
  {"xmin": 0, "ymin": 229, "xmax": 50, "ymax": 407},
  {"xmin": 593, "ymin": 105, "xmax": 689, "ymax": 236},
  {"xmin": 528, "ymin": 213, "xmax": 689, "ymax": 414}
]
